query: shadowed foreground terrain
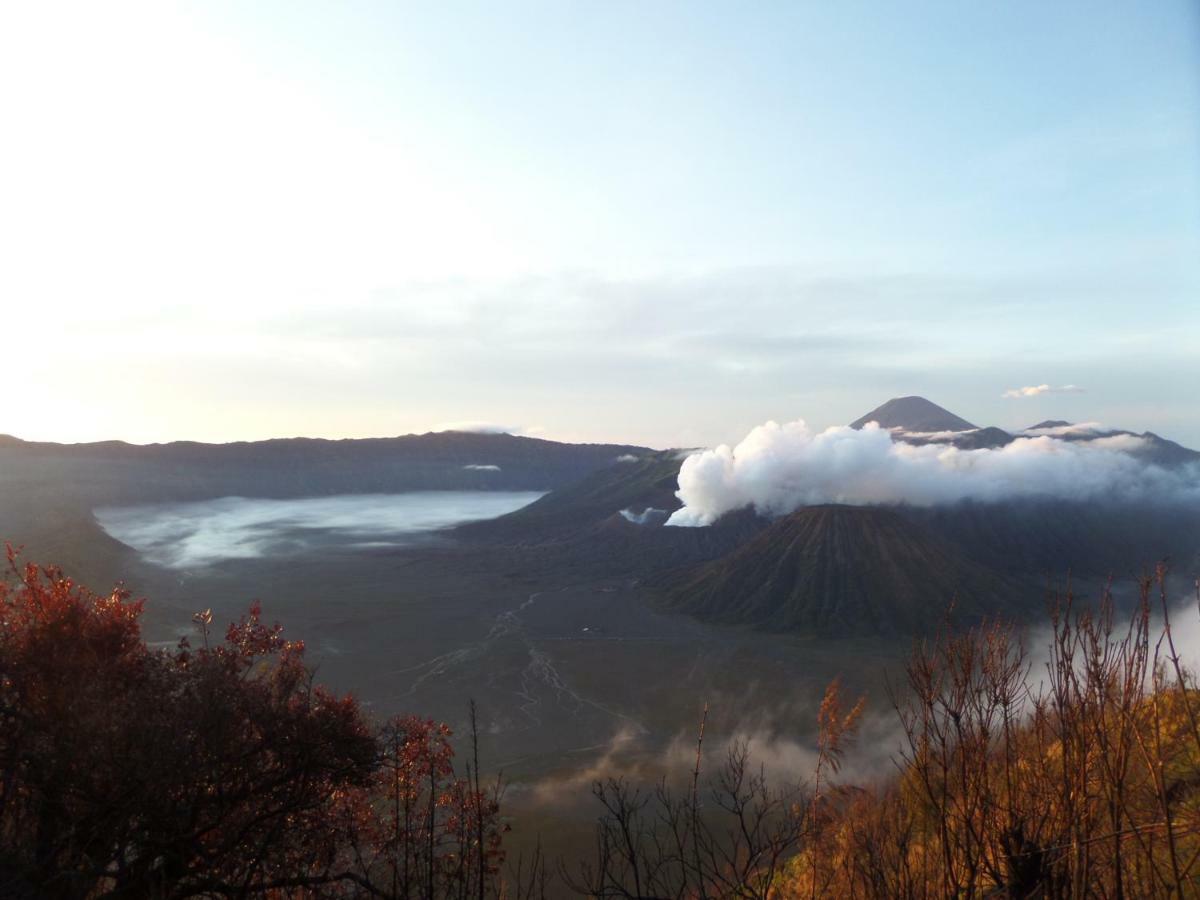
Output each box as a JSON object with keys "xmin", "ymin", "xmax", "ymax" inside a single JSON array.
[{"xmin": 7, "ymin": 552, "xmax": 1200, "ymax": 898}]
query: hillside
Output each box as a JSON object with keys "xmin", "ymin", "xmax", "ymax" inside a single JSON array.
[
  {"xmin": 457, "ymin": 450, "xmax": 683, "ymax": 541},
  {"xmin": 908, "ymin": 499, "xmax": 1200, "ymax": 579},
  {"xmin": 655, "ymin": 505, "xmax": 1025, "ymax": 635},
  {"xmin": 899, "ymin": 424, "xmax": 1014, "ymax": 450},
  {"xmin": 456, "ymin": 451, "xmax": 770, "ymax": 574},
  {"xmin": 0, "ymin": 431, "xmax": 651, "ymax": 505},
  {"xmin": 1023, "ymin": 422, "xmax": 1200, "ymax": 467},
  {"xmin": 0, "ymin": 430, "xmax": 652, "ymax": 588}
]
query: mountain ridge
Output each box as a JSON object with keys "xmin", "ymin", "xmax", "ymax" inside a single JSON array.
[{"xmin": 0, "ymin": 431, "xmax": 653, "ymax": 505}]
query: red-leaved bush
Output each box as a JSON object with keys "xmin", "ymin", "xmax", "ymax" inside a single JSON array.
[{"xmin": 0, "ymin": 549, "xmax": 510, "ymax": 899}]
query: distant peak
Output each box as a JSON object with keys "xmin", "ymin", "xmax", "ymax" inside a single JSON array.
[
  {"xmin": 850, "ymin": 396, "xmax": 976, "ymax": 433},
  {"xmin": 1027, "ymin": 420, "xmax": 1072, "ymax": 430}
]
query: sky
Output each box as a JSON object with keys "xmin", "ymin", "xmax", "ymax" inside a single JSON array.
[{"xmin": 2, "ymin": 1, "xmax": 1198, "ymax": 448}]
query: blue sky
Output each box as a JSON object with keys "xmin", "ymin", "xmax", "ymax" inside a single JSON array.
[{"xmin": 2, "ymin": 1, "xmax": 1197, "ymax": 447}]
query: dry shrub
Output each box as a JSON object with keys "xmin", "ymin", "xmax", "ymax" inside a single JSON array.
[{"xmin": 784, "ymin": 567, "xmax": 1200, "ymax": 899}]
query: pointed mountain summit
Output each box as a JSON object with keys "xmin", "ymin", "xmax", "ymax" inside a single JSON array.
[{"xmin": 850, "ymin": 396, "xmax": 976, "ymax": 433}]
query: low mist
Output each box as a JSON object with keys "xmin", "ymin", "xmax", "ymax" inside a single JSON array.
[{"xmin": 96, "ymin": 491, "xmax": 544, "ymax": 568}]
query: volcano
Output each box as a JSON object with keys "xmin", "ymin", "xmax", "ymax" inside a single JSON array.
[
  {"xmin": 850, "ymin": 396, "xmax": 977, "ymax": 433},
  {"xmin": 656, "ymin": 505, "xmax": 1023, "ymax": 635}
]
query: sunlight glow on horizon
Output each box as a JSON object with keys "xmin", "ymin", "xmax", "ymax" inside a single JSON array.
[{"xmin": 2, "ymin": 2, "xmax": 1197, "ymax": 447}]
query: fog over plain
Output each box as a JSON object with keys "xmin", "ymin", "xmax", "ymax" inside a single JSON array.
[{"xmin": 96, "ymin": 492, "xmax": 544, "ymax": 568}]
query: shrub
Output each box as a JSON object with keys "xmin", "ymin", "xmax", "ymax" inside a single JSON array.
[{"xmin": 0, "ymin": 549, "xmax": 512, "ymax": 899}]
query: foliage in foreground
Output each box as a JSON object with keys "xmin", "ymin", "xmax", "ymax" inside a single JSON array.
[
  {"xmin": 0, "ymin": 549, "xmax": 507, "ymax": 899},
  {"xmin": 783, "ymin": 569, "xmax": 1200, "ymax": 899},
  {"xmin": 5, "ymin": 545, "xmax": 1200, "ymax": 899}
]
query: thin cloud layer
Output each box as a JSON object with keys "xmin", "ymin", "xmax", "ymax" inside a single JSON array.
[
  {"xmin": 667, "ymin": 420, "xmax": 1200, "ymax": 527},
  {"xmin": 95, "ymin": 492, "xmax": 545, "ymax": 567},
  {"xmin": 431, "ymin": 421, "xmax": 548, "ymax": 438},
  {"xmin": 1003, "ymin": 384, "xmax": 1085, "ymax": 398},
  {"xmin": 431, "ymin": 421, "xmax": 519, "ymax": 434},
  {"xmin": 1021, "ymin": 421, "xmax": 1103, "ymax": 436}
]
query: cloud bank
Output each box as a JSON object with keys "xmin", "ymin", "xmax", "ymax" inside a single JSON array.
[
  {"xmin": 1003, "ymin": 384, "xmax": 1085, "ymax": 398},
  {"xmin": 666, "ymin": 420, "xmax": 1200, "ymax": 527}
]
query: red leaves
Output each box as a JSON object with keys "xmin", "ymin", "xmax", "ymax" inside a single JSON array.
[
  {"xmin": 381, "ymin": 715, "xmax": 457, "ymax": 786},
  {"xmin": 0, "ymin": 550, "xmax": 513, "ymax": 897},
  {"xmin": 368, "ymin": 715, "xmax": 510, "ymax": 893},
  {"xmin": 222, "ymin": 599, "xmax": 305, "ymax": 661},
  {"xmin": 0, "ymin": 549, "xmax": 378, "ymax": 896},
  {"xmin": 1, "ymin": 552, "xmax": 143, "ymax": 663}
]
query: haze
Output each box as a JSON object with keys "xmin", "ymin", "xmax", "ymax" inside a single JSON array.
[
  {"xmin": 95, "ymin": 491, "xmax": 544, "ymax": 568},
  {"xmin": 2, "ymin": 1, "xmax": 1198, "ymax": 448}
]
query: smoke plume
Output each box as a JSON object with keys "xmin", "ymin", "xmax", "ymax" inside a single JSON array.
[
  {"xmin": 667, "ymin": 419, "xmax": 1200, "ymax": 527},
  {"xmin": 620, "ymin": 507, "xmax": 668, "ymax": 525}
]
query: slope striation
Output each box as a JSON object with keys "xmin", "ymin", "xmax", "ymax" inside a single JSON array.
[{"xmin": 657, "ymin": 505, "xmax": 1023, "ymax": 635}]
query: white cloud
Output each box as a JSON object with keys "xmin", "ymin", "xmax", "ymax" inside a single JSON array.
[
  {"xmin": 892, "ymin": 427, "xmax": 978, "ymax": 441},
  {"xmin": 1003, "ymin": 384, "xmax": 1085, "ymax": 398},
  {"xmin": 615, "ymin": 454, "xmax": 640, "ymax": 463},
  {"xmin": 1021, "ymin": 422, "xmax": 1104, "ymax": 437},
  {"xmin": 1081, "ymin": 434, "xmax": 1148, "ymax": 452},
  {"xmin": 463, "ymin": 464, "xmax": 501, "ymax": 471},
  {"xmin": 431, "ymin": 421, "xmax": 519, "ymax": 435},
  {"xmin": 667, "ymin": 419, "xmax": 1200, "ymax": 527},
  {"xmin": 432, "ymin": 422, "xmax": 552, "ymax": 438}
]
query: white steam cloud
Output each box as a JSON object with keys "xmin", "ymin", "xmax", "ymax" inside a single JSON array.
[
  {"xmin": 667, "ymin": 420, "xmax": 1200, "ymax": 527},
  {"xmin": 615, "ymin": 454, "xmax": 640, "ymax": 463},
  {"xmin": 463, "ymin": 463, "xmax": 501, "ymax": 471},
  {"xmin": 1003, "ymin": 384, "xmax": 1084, "ymax": 398}
]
